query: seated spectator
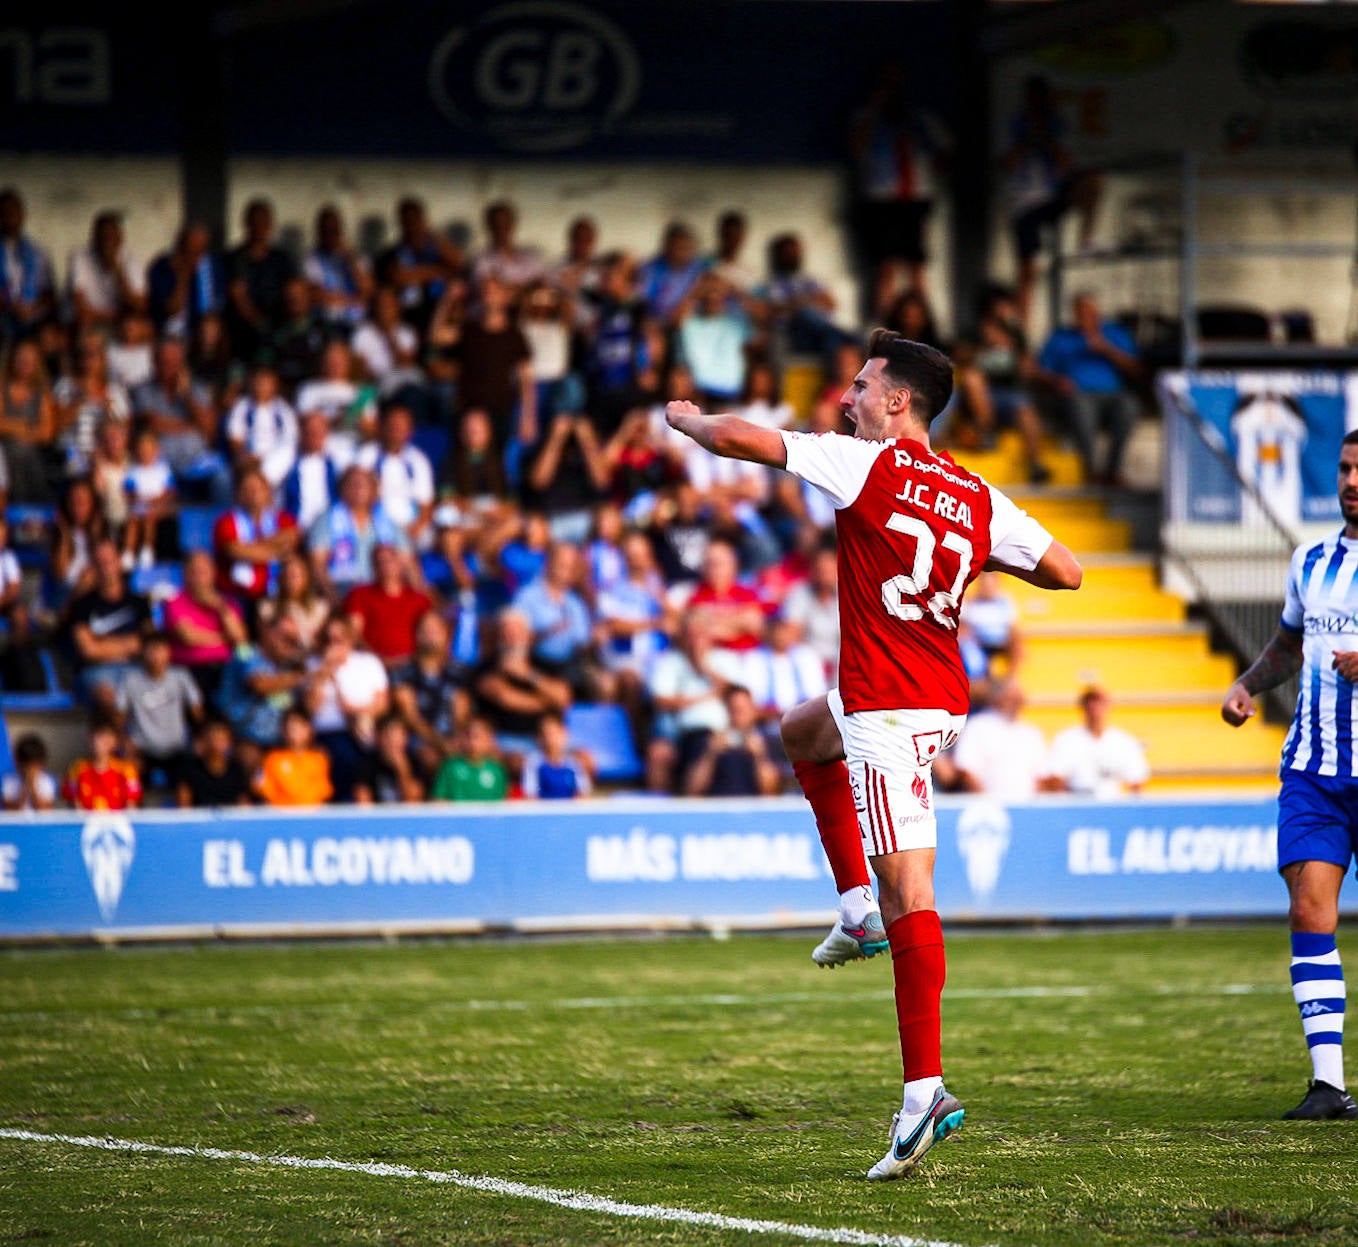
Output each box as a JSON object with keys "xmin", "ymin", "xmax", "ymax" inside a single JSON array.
[
  {"xmin": 358, "ymin": 713, "xmax": 425, "ymax": 804},
  {"xmin": 2, "ymin": 733, "xmax": 57, "ymax": 811},
  {"xmin": 684, "ymin": 539, "xmax": 766, "ymax": 652},
  {"xmin": 304, "ymin": 613, "xmax": 389, "ymax": 802},
  {"xmin": 68, "ymin": 210, "xmax": 146, "ymax": 332},
  {"xmin": 131, "ymin": 337, "xmax": 227, "ymax": 503},
  {"xmin": 1048, "ymin": 686, "xmax": 1150, "ymax": 797},
  {"xmin": 176, "ymin": 717, "xmax": 251, "ymax": 808},
  {"xmin": 0, "ymin": 337, "xmax": 57, "ymax": 503},
  {"xmin": 147, "ymin": 220, "xmax": 226, "ymax": 337},
  {"xmin": 1038, "ymin": 291, "xmax": 1141, "ymax": 486},
  {"xmin": 308, "ymin": 465, "xmax": 408, "ymax": 599},
  {"xmin": 595, "ymin": 527, "xmax": 667, "ymax": 682},
  {"xmin": 644, "ymin": 616, "xmax": 731, "ymax": 793},
  {"xmin": 951, "ymin": 679, "xmax": 1053, "ymax": 801},
  {"xmin": 736, "ymin": 359, "xmax": 795, "ymax": 431},
  {"xmin": 90, "ymin": 416, "xmax": 133, "ymax": 537},
  {"xmin": 163, "ymin": 550, "xmax": 247, "ymax": 699},
  {"xmin": 225, "ymin": 362, "xmax": 299, "ymax": 489},
  {"xmin": 53, "ymin": 330, "xmax": 130, "ymax": 476},
  {"xmin": 0, "ymin": 188, "xmax": 56, "ymax": 341},
  {"xmin": 960, "ymin": 570, "xmax": 1023, "ymax": 677},
  {"xmin": 471, "ymin": 199, "xmax": 545, "ymax": 301},
  {"xmin": 280, "ymin": 411, "xmax": 344, "ymax": 531},
  {"xmin": 256, "ymin": 552, "xmax": 330, "ymax": 653},
  {"xmin": 122, "ymin": 425, "xmax": 178, "ymax": 568},
  {"xmin": 729, "ymin": 614, "xmax": 829, "ymax": 740},
  {"xmin": 520, "ymin": 711, "xmax": 593, "ymax": 799},
  {"xmin": 522, "ymin": 412, "xmax": 609, "ymax": 543},
  {"xmin": 474, "ymin": 608, "xmax": 571, "ymax": 757},
  {"xmin": 270, "ymin": 276, "xmax": 328, "ymax": 394},
  {"xmin": 442, "ymin": 407, "xmax": 511, "ymax": 516},
  {"xmin": 295, "ymin": 339, "xmax": 378, "ymax": 463},
  {"xmin": 512, "ymin": 540, "xmax": 611, "ymax": 701},
  {"xmin": 376, "ymin": 195, "xmax": 463, "ymax": 332},
  {"xmin": 647, "ymin": 480, "xmax": 715, "ymax": 585},
  {"xmin": 352, "ymin": 284, "xmax": 424, "ymax": 402},
  {"xmin": 226, "ymin": 197, "xmax": 296, "ymax": 363},
  {"xmin": 117, "ymin": 630, "xmax": 202, "ymax": 785},
  {"xmin": 682, "ymin": 684, "xmax": 781, "ymax": 797},
  {"xmin": 756, "ymin": 232, "xmax": 847, "ymax": 363},
  {"xmin": 779, "ymin": 541, "xmax": 840, "ymax": 675},
  {"xmin": 353, "ymin": 403, "xmax": 435, "ymax": 548},
  {"xmin": 213, "ymin": 468, "xmax": 299, "ymax": 605},
  {"xmin": 390, "ymin": 610, "xmax": 466, "ymax": 781},
  {"xmin": 883, "ymin": 287, "xmax": 945, "ymax": 352},
  {"xmin": 66, "ymin": 537, "xmax": 153, "ymax": 712},
  {"xmin": 303, "ymin": 204, "xmax": 372, "ymax": 333},
  {"xmin": 344, "ymin": 543, "xmax": 433, "ymax": 665},
  {"xmin": 50, "ymin": 475, "xmax": 108, "ymax": 604},
  {"xmin": 187, "ymin": 311, "xmax": 242, "ymax": 409},
  {"xmin": 602, "ymin": 407, "xmax": 683, "ymax": 510},
  {"xmin": 708, "ymin": 209, "xmax": 759, "ymax": 297},
  {"xmin": 64, "ymin": 715, "xmax": 142, "ymax": 810},
  {"xmin": 674, "ymin": 272, "xmax": 753, "ymax": 403},
  {"xmin": 638, "ymin": 221, "xmax": 704, "ymax": 326},
  {"xmin": 106, "ymin": 310, "xmax": 155, "ymax": 391},
  {"xmin": 673, "ymin": 419, "xmax": 774, "ymax": 567},
  {"xmin": 255, "ymin": 704, "xmax": 333, "ymax": 807},
  {"xmin": 215, "ymin": 615, "xmax": 308, "ymax": 764},
  {"xmin": 430, "ymin": 715, "xmax": 508, "ymax": 802}
]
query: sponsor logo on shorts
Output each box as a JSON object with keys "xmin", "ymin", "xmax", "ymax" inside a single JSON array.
[{"xmin": 911, "ymin": 772, "xmax": 930, "ymax": 810}]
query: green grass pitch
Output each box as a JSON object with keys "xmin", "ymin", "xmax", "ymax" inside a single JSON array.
[{"xmin": 1, "ymin": 926, "xmax": 1355, "ymax": 1246}]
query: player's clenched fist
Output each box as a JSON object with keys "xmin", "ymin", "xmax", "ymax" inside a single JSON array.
[
  {"xmin": 1221, "ymin": 681, "xmax": 1256, "ymax": 726},
  {"xmin": 666, "ymin": 400, "xmax": 702, "ymax": 429}
]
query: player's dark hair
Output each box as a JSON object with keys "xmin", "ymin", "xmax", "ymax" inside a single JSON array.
[
  {"xmin": 866, "ymin": 328, "xmax": 954, "ymax": 423},
  {"xmin": 1343, "ymin": 429, "xmax": 1358, "ymax": 447}
]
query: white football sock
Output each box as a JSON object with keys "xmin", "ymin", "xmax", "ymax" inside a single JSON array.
[
  {"xmin": 902, "ymin": 1076, "xmax": 943, "ymax": 1117},
  {"xmin": 839, "ymin": 885, "xmax": 877, "ymax": 927}
]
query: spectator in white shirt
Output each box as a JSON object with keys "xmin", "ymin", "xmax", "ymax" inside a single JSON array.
[
  {"xmin": 68, "ymin": 211, "xmax": 147, "ymax": 331},
  {"xmin": 280, "ymin": 411, "xmax": 344, "ymax": 531},
  {"xmin": 353, "ymin": 404, "xmax": 435, "ymax": 548},
  {"xmin": 1048, "ymin": 686, "xmax": 1150, "ymax": 798},
  {"xmin": 961, "ymin": 570, "xmax": 1023, "ymax": 676},
  {"xmin": 952, "ymin": 679, "xmax": 1053, "ymax": 802},
  {"xmin": 303, "ymin": 205, "xmax": 372, "ymax": 331},
  {"xmin": 295, "ymin": 339, "xmax": 377, "ymax": 464},
  {"xmin": 471, "ymin": 200, "xmax": 545, "ymax": 302},
  {"xmin": 225, "ymin": 363, "xmax": 299, "ymax": 488},
  {"xmin": 352, "ymin": 285, "xmax": 423, "ymax": 397}
]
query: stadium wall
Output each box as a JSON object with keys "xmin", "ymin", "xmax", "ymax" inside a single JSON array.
[{"xmin": 0, "ymin": 794, "xmax": 1295, "ymax": 943}]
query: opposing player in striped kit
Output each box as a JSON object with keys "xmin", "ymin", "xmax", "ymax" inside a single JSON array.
[
  {"xmin": 666, "ymin": 330, "xmax": 1082, "ymax": 1179},
  {"xmin": 1222, "ymin": 429, "xmax": 1358, "ymax": 1120}
]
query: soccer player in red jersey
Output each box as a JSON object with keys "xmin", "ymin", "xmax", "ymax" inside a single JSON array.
[{"xmin": 666, "ymin": 329, "xmax": 1081, "ymax": 1179}]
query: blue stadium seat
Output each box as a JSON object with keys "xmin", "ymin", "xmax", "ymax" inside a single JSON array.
[
  {"xmin": 0, "ymin": 712, "xmax": 12, "ymax": 779},
  {"xmin": 132, "ymin": 563, "xmax": 185, "ymax": 599},
  {"xmin": 412, "ymin": 425, "xmax": 450, "ymax": 473},
  {"xmin": 0, "ymin": 648, "xmax": 75, "ymax": 712},
  {"xmin": 178, "ymin": 506, "xmax": 220, "ymax": 552},
  {"xmin": 565, "ymin": 703, "xmax": 643, "ymax": 785},
  {"xmin": 6, "ymin": 504, "xmax": 55, "ymax": 570}
]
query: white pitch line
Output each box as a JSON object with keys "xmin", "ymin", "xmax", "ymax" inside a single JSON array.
[
  {"xmin": 0, "ymin": 983, "xmax": 1286, "ymax": 1028},
  {"xmin": 0, "ymin": 1127, "xmax": 975, "ymax": 1247}
]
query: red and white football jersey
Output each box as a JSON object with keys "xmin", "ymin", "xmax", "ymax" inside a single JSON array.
[{"xmin": 782, "ymin": 431, "xmax": 1052, "ymax": 714}]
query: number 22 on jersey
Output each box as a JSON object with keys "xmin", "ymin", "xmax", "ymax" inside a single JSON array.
[{"xmin": 880, "ymin": 512, "xmax": 974, "ymax": 630}]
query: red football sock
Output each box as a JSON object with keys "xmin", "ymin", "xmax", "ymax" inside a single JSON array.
[
  {"xmin": 793, "ymin": 759, "xmax": 870, "ymax": 892},
  {"xmin": 887, "ymin": 910, "xmax": 946, "ymax": 1082}
]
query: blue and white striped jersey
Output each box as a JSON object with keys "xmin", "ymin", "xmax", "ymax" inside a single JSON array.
[{"xmin": 1280, "ymin": 532, "xmax": 1358, "ymax": 778}]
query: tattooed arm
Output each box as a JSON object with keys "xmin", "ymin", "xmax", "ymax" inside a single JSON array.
[{"xmin": 1221, "ymin": 626, "xmax": 1303, "ymax": 726}]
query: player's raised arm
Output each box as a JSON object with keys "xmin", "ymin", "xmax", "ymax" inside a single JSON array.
[{"xmin": 665, "ymin": 400, "xmax": 788, "ymax": 470}]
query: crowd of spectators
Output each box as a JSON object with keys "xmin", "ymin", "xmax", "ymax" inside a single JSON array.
[{"xmin": 0, "ymin": 183, "xmax": 1148, "ymax": 810}]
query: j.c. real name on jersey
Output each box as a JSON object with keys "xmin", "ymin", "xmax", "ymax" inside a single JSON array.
[{"xmin": 890, "ymin": 449, "xmax": 977, "ymax": 527}]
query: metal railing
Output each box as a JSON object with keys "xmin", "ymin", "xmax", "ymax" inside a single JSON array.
[{"xmin": 1158, "ymin": 375, "xmax": 1300, "ymax": 721}]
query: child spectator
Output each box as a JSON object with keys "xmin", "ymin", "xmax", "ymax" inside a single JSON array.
[
  {"xmin": 280, "ymin": 411, "xmax": 344, "ymax": 532},
  {"xmin": 225, "ymin": 363, "xmax": 299, "ymax": 489},
  {"xmin": 357, "ymin": 713, "xmax": 424, "ymax": 804},
  {"xmin": 520, "ymin": 712, "xmax": 593, "ymax": 800},
  {"xmin": 255, "ymin": 704, "xmax": 333, "ymax": 806},
  {"xmin": 117, "ymin": 631, "xmax": 202, "ymax": 784},
  {"xmin": 63, "ymin": 716, "xmax": 142, "ymax": 810},
  {"xmin": 122, "ymin": 425, "xmax": 177, "ymax": 570},
  {"xmin": 431, "ymin": 716, "xmax": 508, "ymax": 802},
  {"xmin": 2, "ymin": 733, "xmax": 57, "ymax": 811},
  {"xmin": 176, "ymin": 717, "xmax": 251, "ymax": 809}
]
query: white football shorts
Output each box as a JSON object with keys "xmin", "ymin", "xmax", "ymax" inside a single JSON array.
[{"xmin": 827, "ymin": 688, "xmax": 966, "ymax": 858}]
